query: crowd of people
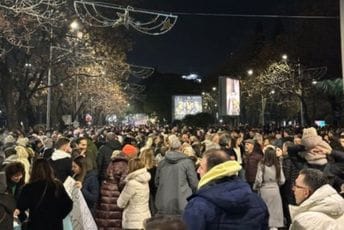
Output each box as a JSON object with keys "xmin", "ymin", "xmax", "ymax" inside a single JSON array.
[{"xmin": 0, "ymin": 124, "xmax": 343, "ymax": 230}]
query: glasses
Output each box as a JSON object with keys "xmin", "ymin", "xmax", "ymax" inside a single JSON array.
[{"xmin": 293, "ymin": 183, "xmax": 308, "ymax": 190}]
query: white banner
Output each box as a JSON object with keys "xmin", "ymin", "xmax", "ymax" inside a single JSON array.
[{"xmin": 63, "ymin": 176, "xmax": 98, "ymax": 230}]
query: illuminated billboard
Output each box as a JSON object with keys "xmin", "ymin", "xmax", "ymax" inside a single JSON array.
[
  {"xmin": 226, "ymin": 78, "xmax": 240, "ymax": 116},
  {"xmin": 172, "ymin": 95, "xmax": 203, "ymax": 120},
  {"xmin": 219, "ymin": 77, "xmax": 240, "ymax": 116}
]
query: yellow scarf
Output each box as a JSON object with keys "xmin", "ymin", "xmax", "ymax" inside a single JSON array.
[{"xmin": 198, "ymin": 160, "xmax": 242, "ymax": 189}]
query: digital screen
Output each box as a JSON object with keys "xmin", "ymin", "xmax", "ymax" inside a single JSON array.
[
  {"xmin": 314, "ymin": 120, "xmax": 326, "ymax": 128},
  {"xmin": 173, "ymin": 95, "xmax": 202, "ymax": 120},
  {"xmin": 226, "ymin": 78, "xmax": 240, "ymax": 116},
  {"xmin": 123, "ymin": 113, "xmax": 149, "ymax": 126}
]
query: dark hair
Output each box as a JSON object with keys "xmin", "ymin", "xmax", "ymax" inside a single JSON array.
[
  {"xmin": 144, "ymin": 215, "xmax": 187, "ymax": 230},
  {"xmin": 76, "ymin": 137, "xmax": 88, "ymax": 145},
  {"xmin": 73, "ymin": 155, "xmax": 86, "ymax": 182},
  {"xmin": 219, "ymin": 133, "xmax": 230, "ymax": 148},
  {"xmin": 283, "ymin": 141, "xmax": 294, "ymax": 149},
  {"xmin": 230, "ymin": 134, "xmax": 240, "ymax": 148},
  {"xmin": 54, "ymin": 137, "xmax": 70, "ymax": 150},
  {"xmin": 5, "ymin": 162, "xmax": 25, "ymax": 184},
  {"xmin": 262, "ymin": 147, "xmax": 281, "ymax": 181},
  {"xmin": 30, "ymin": 158, "xmax": 56, "ymax": 184},
  {"xmin": 106, "ymin": 132, "xmax": 117, "ymax": 142},
  {"xmin": 253, "ymin": 142, "xmax": 263, "ymax": 155},
  {"xmin": 299, "ymin": 168, "xmax": 328, "ymax": 194},
  {"xmin": 204, "ymin": 149, "xmax": 230, "ymax": 171}
]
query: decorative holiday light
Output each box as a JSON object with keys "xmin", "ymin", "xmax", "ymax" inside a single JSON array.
[
  {"xmin": 74, "ymin": 1, "xmax": 178, "ymax": 35},
  {"xmin": 129, "ymin": 64, "xmax": 155, "ymax": 79}
]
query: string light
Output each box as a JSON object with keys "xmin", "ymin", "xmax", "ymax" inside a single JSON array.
[
  {"xmin": 74, "ymin": 1, "xmax": 178, "ymax": 35},
  {"xmin": 129, "ymin": 65, "xmax": 155, "ymax": 79}
]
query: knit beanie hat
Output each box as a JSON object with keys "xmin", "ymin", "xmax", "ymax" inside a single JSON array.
[
  {"xmin": 301, "ymin": 127, "xmax": 331, "ymax": 165},
  {"xmin": 302, "ymin": 127, "xmax": 322, "ymax": 149},
  {"xmin": 111, "ymin": 150, "xmax": 122, "ymax": 159},
  {"xmin": 122, "ymin": 144, "xmax": 138, "ymax": 157}
]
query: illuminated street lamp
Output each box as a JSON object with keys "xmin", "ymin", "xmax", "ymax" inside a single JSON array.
[
  {"xmin": 46, "ymin": 20, "xmax": 82, "ymax": 130},
  {"xmin": 212, "ymin": 87, "xmax": 217, "ymax": 91},
  {"xmin": 70, "ymin": 20, "xmax": 80, "ymax": 31},
  {"xmin": 24, "ymin": 63, "xmax": 32, "ymax": 68},
  {"xmin": 282, "ymin": 54, "xmax": 288, "ymax": 60},
  {"xmin": 247, "ymin": 69, "xmax": 253, "ymax": 76}
]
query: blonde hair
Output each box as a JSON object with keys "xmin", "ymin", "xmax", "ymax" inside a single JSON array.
[
  {"xmin": 128, "ymin": 157, "xmax": 145, "ymax": 174},
  {"xmin": 182, "ymin": 143, "xmax": 195, "ymax": 157},
  {"xmin": 140, "ymin": 148, "xmax": 156, "ymax": 169}
]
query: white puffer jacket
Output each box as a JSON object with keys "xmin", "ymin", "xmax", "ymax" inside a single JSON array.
[
  {"xmin": 117, "ymin": 167, "xmax": 151, "ymax": 229},
  {"xmin": 289, "ymin": 184, "xmax": 344, "ymax": 230}
]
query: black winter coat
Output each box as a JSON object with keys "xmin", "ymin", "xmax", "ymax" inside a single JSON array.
[
  {"xmin": 17, "ymin": 180, "xmax": 73, "ymax": 230},
  {"xmin": 0, "ymin": 193, "xmax": 16, "ymax": 230},
  {"xmin": 97, "ymin": 140, "xmax": 122, "ymax": 182}
]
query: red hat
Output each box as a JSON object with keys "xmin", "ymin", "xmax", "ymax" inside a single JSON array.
[{"xmin": 122, "ymin": 144, "xmax": 138, "ymax": 157}]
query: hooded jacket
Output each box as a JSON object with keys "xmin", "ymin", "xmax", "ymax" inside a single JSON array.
[
  {"xmin": 183, "ymin": 161, "xmax": 269, "ymax": 230},
  {"xmin": 289, "ymin": 184, "xmax": 344, "ymax": 230},
  {"xmin": 155, "ymin": 150, "xmax": 198, "ymax": 215},
  {"xmin": 117, "ymin": 167, "xmax": 151, "ymax": 229},
  {"xmin": 95, "ymin": 154, "xmax": 128, "ymax": 229}
]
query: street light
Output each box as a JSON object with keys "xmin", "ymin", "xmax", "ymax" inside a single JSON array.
[
  {"xmin": 280, "ymin": 55, "xmax": 304, "ymax": 126},
  {"xmin": 46, "ymin": 20, "xmax": 82, "ymax": 130},
  {"xmin": 24, "ymin": 63, "xmax": 32, "ymax": 68},
  {"xmin": 70, "ymin": 20, "xmax": 80, "ymax": 31},
  {"xmin": 212, "ymin": 87, "xmax": 217, "ymax": 91},
  {"xmin": 247, "ymin": 69, "xmax": 253, "ymax": 76}
]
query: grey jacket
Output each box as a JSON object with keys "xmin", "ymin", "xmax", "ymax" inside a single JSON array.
[{"xmin": 155, "ymin": 150, "xmax": 198, "ymax": 215}]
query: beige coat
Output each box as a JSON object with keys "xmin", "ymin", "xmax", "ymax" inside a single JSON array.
[
  {"xmin": 117, "ymin": 168, "xmax": 151, "ymax": 229},
  {"xmin": 289, "ymin": 184, "xmax": 344, "ymax": 230}
]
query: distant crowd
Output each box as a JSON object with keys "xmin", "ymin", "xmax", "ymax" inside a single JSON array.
[{"xmin": 0, "ymin": 124, "xmax": 344, "ymax": 230}]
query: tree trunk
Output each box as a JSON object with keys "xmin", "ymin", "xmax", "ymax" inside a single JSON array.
[
  {"xmin": 260, "ymin": 95, "xmax": 267, "ymax": 126},
  {"xmin": 300, "ymin": 96, "xmax": 310, "ymax": 126},
  {"xmin": 0, "ymin": 63, "xmax": 19, "ymax": 130}
]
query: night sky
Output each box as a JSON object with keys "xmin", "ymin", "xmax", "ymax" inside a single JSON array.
[{"xmin": 126, "ymin": 0, "xmax": 339, "ymax": 77}]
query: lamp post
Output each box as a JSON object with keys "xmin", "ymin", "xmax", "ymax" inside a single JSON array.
[
  {"xmin": 46, "ymin": 20, "xmax": 81, "ymax": 130},
  {"xmin": 69, "ymin": 20, "xmax": 82, "ymax": 123},
  {"xmin": 282, "ymin": 54, "xmax": 305, "ymax": 127},
  {"xmin": 297, "ymin": 58, "xmax": 305, "ymax": 127}
]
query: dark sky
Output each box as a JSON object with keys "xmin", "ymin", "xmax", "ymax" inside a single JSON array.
[{"xmin": 126, "ymin": 0, "xmax": 338, "ymax": 77}]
